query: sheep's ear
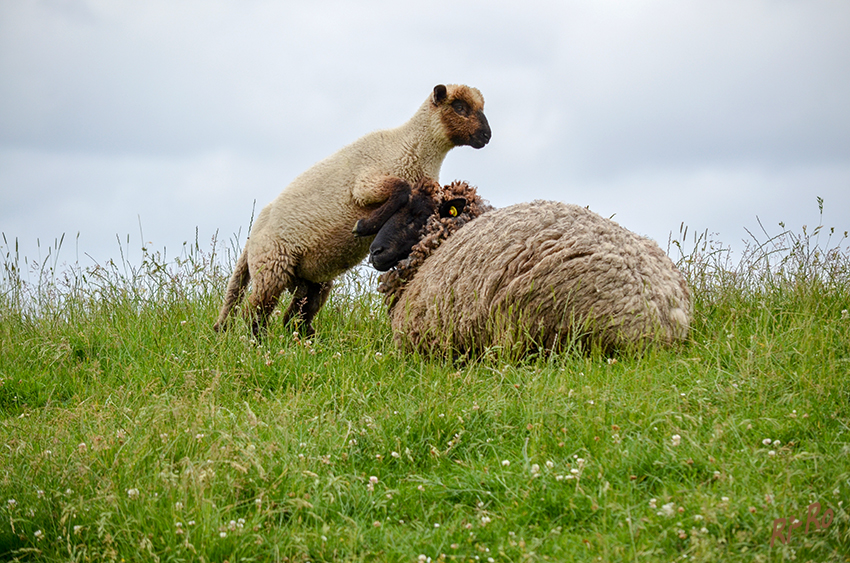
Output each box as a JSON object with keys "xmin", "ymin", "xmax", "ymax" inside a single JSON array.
[
  {"xmin": 432, "ymin": 84, "xmax": 448, "ymax": 105},
  {"xmin": 439, "ymin": 198, "xmax": 467, "ymax": 218}
]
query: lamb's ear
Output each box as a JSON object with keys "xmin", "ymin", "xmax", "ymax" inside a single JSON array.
[
  {"xmin": 432, "ymin": 84, "xmax": 448, "ymax": 105},
  {"xmin": 439, "ymin": 198, "xmax": 467, "ymax": 218}
]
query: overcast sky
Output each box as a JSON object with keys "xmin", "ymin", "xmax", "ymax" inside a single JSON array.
[{"xmin": 2, "ymin": 0, "xmax": 849, "ymax": 274}]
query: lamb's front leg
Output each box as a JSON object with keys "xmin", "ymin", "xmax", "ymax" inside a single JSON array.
[{"xmin": 353, "ymin": 178, "xmax": 412, "ymax": 237}]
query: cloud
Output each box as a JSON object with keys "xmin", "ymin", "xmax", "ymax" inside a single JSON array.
[{"xmin": 1, "ymin": 0, "xmax": 849, "ymax": 266}]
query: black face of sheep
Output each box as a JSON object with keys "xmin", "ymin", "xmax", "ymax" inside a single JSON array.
[{"xmin": 359, "ymin": 194, "xmax": 467, "ymax": 272}]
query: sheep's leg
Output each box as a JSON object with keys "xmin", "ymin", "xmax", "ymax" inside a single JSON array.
[
  {"xmin": 282, "ymin": 279, "xmax": 333, "ymax": 337},
  {"xmin": 245, "ymin": 253, "xmax": 294, "ymax": 337},
  {"xmin": 353, "ymin": 179, "xmax": 412, "ymax": 237}
]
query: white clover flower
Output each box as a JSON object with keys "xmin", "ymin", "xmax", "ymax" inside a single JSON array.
[
  {"xmin": 34, "ymin": 529, "xmax": 44, "ymax": 541},
  {"xmin": 772, "ymin": 440, "xmax": 781, "ymax": 447},
  {"xmin": 530, "ymin": 464, "xmax": 540, "ymax": 475},
  {"xmin": 545, "ymin": 460, "xmax": 555, "ymax": 469},
  {"xmin": 762, "ymin": 438, "xmax": 772, "ymax": 446},
  {"xmin": 649, "ymin": 498, "xmax": 657, "ymax": 509},
  {"xmin": 220, "ymin": 531, "xmax": 227, "ymax": 538},
  {"xmin": 391, "ymin": 451, "xmax": 400, "ymax": 458},
  {"xmin": 658, "ymin": 502, "xmax": 676, "ymax": 518},
  {"xmin": 768, "ymin": 450, "xmax": 776, "ymax": 456},
  {"xmin": 7, "ymin": 499, "xmax": 16, "ymax": 509},
  {"xmin": 126, "ymin": 488, "xmax": 140, "ymax": 500},
  {"xmin": 481, "ymin": 515, "xmax": 491, "ymax": 525},
  {"xmin": 501, "ymin": 460, "xmax": 510, "ymax": 467},
  {"xmin": 671, "ymin": 434, "xmax": 682, "ymax": 447}
]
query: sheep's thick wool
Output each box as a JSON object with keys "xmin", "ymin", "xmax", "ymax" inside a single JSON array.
[{"xmin": 380, "ymin": 196, "xmax": 691, "ymax": 356}]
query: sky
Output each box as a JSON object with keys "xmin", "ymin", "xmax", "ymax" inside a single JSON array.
[{"xmin": 2, "ymin": 0, "xmax": 849, "ymax": 274}]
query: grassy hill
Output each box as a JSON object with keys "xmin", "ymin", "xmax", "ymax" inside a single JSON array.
[{"xmin": 1, "ymin": 220, "xmax": 849, "ymax": 562}]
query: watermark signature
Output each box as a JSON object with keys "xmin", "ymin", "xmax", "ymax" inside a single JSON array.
[{"xmin": 770, "ymin": 501, "xmax": 834, "ymax": 547}]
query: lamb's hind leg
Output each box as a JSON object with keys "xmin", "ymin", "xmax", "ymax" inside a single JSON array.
[
  {"xmin": 246, "ymin": 253, "xmax": 295, "ymax": 337},
  {"xmin": 282, "ymin": 279, "xmax": 333, "ymax": 337}
]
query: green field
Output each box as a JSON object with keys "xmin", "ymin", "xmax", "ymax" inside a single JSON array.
[{"xmin": 1, "ymin": 216, "xmax": 849, "ymax": 562}]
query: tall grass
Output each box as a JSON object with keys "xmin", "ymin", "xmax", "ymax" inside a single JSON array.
[{"xmin": 1, "ymin": 207, "xmax": 849, "ymax": 562}]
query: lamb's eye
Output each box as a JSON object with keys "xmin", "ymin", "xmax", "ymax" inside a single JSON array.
[{"xmin": 452, "ymin": 101, "xmax": 468, "ymax": 116}]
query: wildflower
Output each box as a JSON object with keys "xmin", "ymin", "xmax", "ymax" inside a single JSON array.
[
  {"xmin": 7, "ymin": 499, "xmax": 16, "ymax": 509},
  {"xmin": 391, "ymin": 451, "xmax": 400, "ymax": 458},
  {"xmin": 195, "ymin": 433, "xmax": 205, "ymax": 441},
  {"xmin": 434, "ymin": 523, "xmax": 440, "ymax": 528},
  {"xmin": 762, "ymin": 438, "xmax": 772, "ymax": 446},
  {"xmin": 126, "ymin": 488, "xmax": 140, "ymax": 500},
  {"xmin": 721, "ymin": 496, "xmax": 729, "ymax": 502},
  {"xmin": 658, "ymin": 502, "xmax": 676, "ymax": 517},
  {"xmin": 530, "ymin": 463, "xmax": 540, "ymax": 476},
  {"xmin": 74, "ymin": 525, "xmax": 83, "ymax": 534},
  {"xmin": 77, "ymin": 442, "xmax": 87, "ymax": 453},
  {"xmin": 748, "ymin": 506, "xmax": 756, "ymax": 514},
  {"xmin": 417, "ymin": 485, "xmax": 425, "ymax": 491},
  {"xmin": 36, "ymin": 490, "xmax": 44, "ymax": 498},
  {"xmin": 34, "ymin": 530, "xmax": 43, "ymax": 541},
  {"xmin": 841, "ymin": 309, "xmax": 848, "ymax": 320},
  {"xmin": 768, "ymin": 450, "xmax": 776, "ymax": 456},
  {"xmin": 671, "ymin": 434, "xmax": 682, "ymax": 447},
  {"xmin": 375, "ymin": 352, "xmax": 383, "ymax": 359},
  {"xmin": 481, "ymin": 515, "xmax": 491, "ymax": 525},
  {"xmin": 772, "ymin": 439, "xmax": 781, "ymax": 447},
  {"xmin": 545, "ymin": 460, "xmax": 555, "ymax": 469},
  {"xmin": 501, "ymin": 460, "xmax": 510, "ymax": 467},
  {"xmin": 220, "ymin": 531, "xmax": 227, "ymax": 538}
]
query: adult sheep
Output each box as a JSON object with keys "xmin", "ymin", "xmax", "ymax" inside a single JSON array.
[
  {"xmin": 361, "ymin": 180, "xmax": 691, "ymax": 356},
  {"xmin": 214, "ymin": 84, "xmax": 491, "ymax": 336}
]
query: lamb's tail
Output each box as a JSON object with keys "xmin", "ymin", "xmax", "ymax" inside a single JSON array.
[{"xmin": 213, "ymin": 246, "xmax": 250, "ymax": 332}]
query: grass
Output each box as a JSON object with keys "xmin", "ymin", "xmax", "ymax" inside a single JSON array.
[{"xmin": 1, "ymin": 210, "xmax": 849, "ymax": 563}]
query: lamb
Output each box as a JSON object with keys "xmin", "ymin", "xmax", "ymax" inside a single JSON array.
[
  {"xmin": 213, "ymin": 84, "xmax": 491, "ymax": 336},
  {"xmin": 363, "ymin": 181, "xmax": 691, "ymax": 356}
]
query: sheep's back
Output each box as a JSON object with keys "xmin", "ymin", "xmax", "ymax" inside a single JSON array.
[{"xmin": 390, "ymin": 200, "xmax": 691, "ymax": 355}]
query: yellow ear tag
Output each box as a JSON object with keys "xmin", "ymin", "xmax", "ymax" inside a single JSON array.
[{"xmin": 449, "ymin": 206, "xmax": 458, "ymax": 217}]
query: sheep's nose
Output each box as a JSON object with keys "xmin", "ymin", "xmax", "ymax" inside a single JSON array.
[{"xmin": 368, "ymin": 247, "xmax": 385, "ymax": 264}]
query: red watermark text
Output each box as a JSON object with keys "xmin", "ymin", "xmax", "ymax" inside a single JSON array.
[{"xmin": 770, "ymin": 501, "xmax": 834, "ymax": 547}]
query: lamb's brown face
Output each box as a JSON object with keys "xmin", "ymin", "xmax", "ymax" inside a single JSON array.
[{"xmin": 433, "ymin": 84, "xmax": 491, "ymax": 149}]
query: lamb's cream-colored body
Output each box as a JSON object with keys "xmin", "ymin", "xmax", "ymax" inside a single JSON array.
[{"xmin": 214, "ymin": 84, "xmax": 490, "ymax": 335}]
